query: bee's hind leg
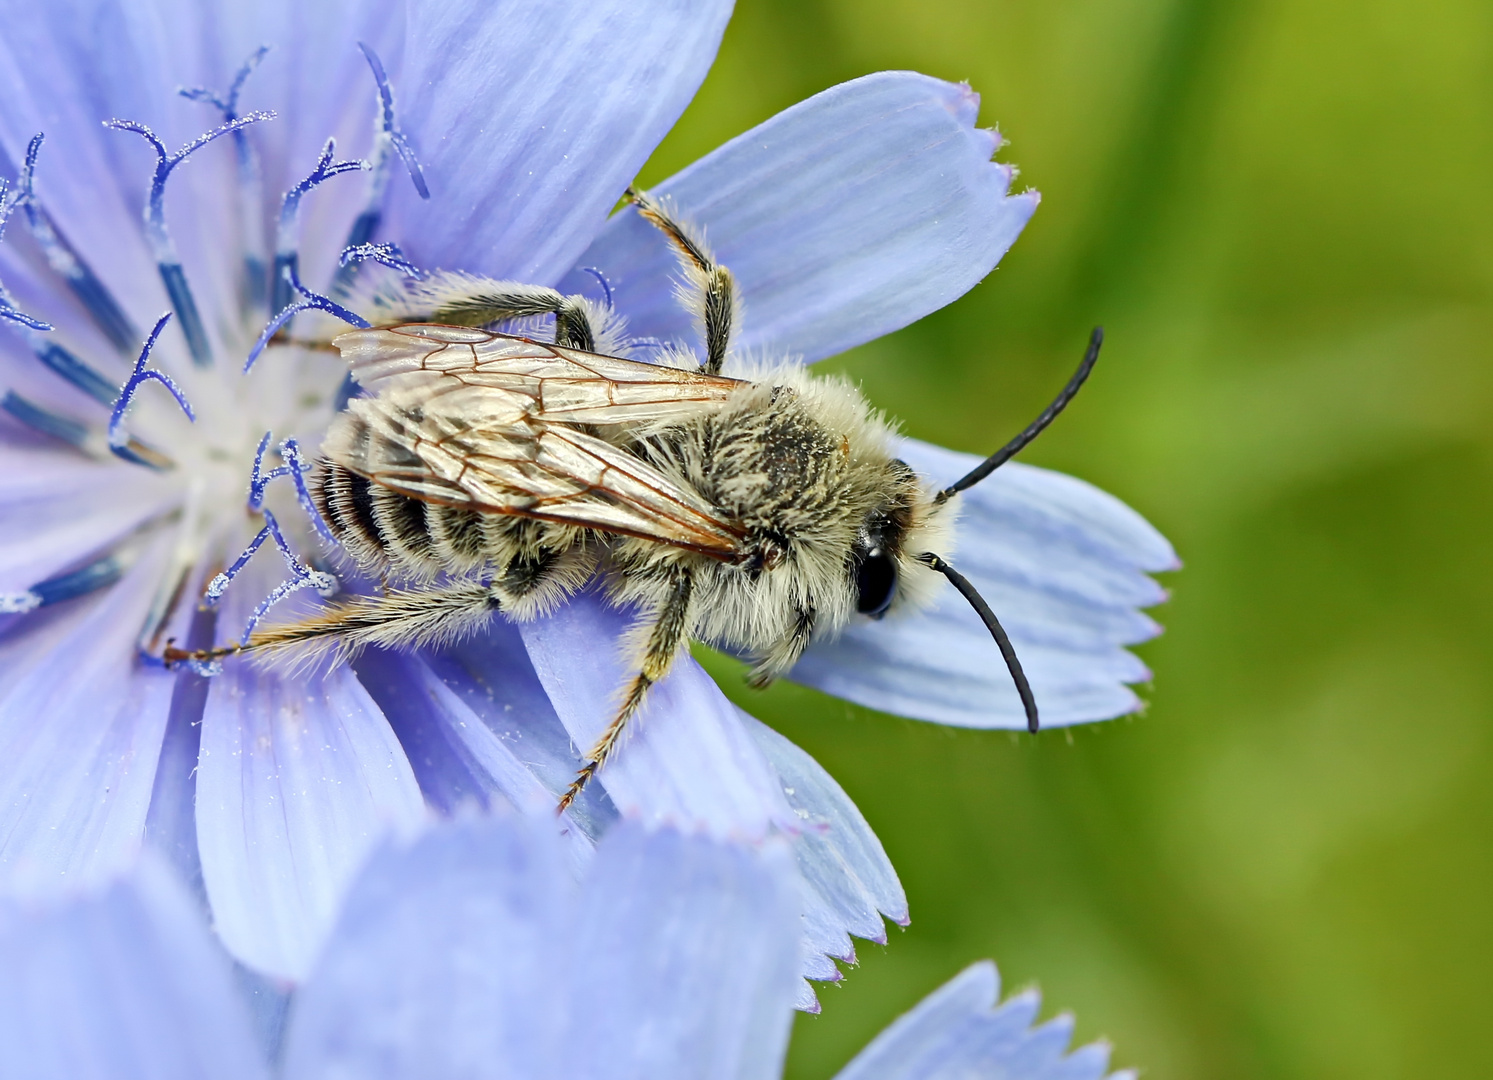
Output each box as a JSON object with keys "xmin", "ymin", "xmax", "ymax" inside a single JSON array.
[
  {"xmin": 558, "ymin": 567, "xmax": 694, "ymax": 813},
  {"xmin": 165, "ymin": 579, "xmax": 502, "ymax": 668},
  {"xmin": 387, "ymin": 275, "xmax": 605, "ymax": 351},
  {"xmin": 626, "ymin": 187, "xmax": 738, "ymax": 376}
]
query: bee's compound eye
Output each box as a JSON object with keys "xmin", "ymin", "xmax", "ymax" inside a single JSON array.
[{"xmin": 854, "ymin": 547, "xmax": 897, "ymax": 617}]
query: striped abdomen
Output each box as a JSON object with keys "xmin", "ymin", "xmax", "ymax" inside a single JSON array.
[{"xmin": 314, "ymin": 460, "xmax": 492, "ymax": 579}]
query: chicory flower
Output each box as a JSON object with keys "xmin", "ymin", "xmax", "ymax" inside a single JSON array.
[{"xmin": 0, "ymin": 0, "xmax": 1174, "ymax": 996}]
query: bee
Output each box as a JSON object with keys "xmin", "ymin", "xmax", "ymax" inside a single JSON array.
[{"xmin": 172, "ymin": 190, "xmax": 1100, "ymax": 811}]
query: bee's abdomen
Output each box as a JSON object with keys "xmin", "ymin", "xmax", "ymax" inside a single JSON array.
[
  {"xmin": 314, "ymin": 459, "xmax": 511, "ymax": 580},
  {"xmin": 316, "ymin": 461, "xmax": 385, "ymax": 569}
]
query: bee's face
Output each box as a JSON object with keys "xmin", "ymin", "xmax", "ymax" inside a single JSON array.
[{"xmin": 849, "ymin": 458, "xmax": 928, "ymax": 620}]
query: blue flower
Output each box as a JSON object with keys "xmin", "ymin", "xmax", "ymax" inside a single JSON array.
[
  {"xmin": 0, "ymin": 0, "xmax": 1174, "ymax": 996},
  {"xmin": 0, "ymin": 814, "xmax": 1136, "ymax": 1080}
]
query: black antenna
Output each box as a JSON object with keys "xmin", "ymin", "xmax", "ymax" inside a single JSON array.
[
  {"xmin": 917, "ymin": 552, "xmax": 1039, "ymax": 733},
  {"xmin": 936, "ymin": 327, "xmax": 1103, "ymax": 504}
]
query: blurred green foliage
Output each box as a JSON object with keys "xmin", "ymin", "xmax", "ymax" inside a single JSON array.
[{"xmin": 638, "ymin": 2, "xmax": 1493, "ymax": 1078}]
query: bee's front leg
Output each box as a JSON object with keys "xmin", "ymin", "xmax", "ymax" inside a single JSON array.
[
  {"xmin": 746, "ymin": 602, "xmax": 817, "ymax": 690},
  {"xmin": 626, "ymin": 187, "xmax": 738, "ymax": 376}
]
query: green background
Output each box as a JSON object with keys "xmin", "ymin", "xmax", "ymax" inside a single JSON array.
[{"xmin": 639, "ymin": 2, "xmax": 1493, "ymax": 1078}]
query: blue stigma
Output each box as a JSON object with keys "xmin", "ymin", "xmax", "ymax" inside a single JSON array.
[
  {"xmin": 575, "ymin": 267, "xmax": 615, "ymax": 308},
  {"xmin": 247, "ymin": 431, "xmax": 336, "ymax": 543},
  {"xmin": 106, "ymin": 110, "xmax": 275, "ymax": 366},
  {"xmin": 340, "ymin": 241, "xmax": 421, "ymax": 278},
  {"xmin": 108, "ymin": 312, "xmax": 194, "ymax": 461},
  {"xmin": 272, "ymin": 139, "xmax": 368, "ymax": 315},
  {"xmin": 180, "ymin": 46, "xmax": 273, "ymax": 315},
  {"xmin": 332, "ymin": 43, "xmax": 430, "ymax": 296},
  {"xmin": 0, "ymin": 177, "xmax": 53, "ymax": 332},
  {"xmin": 206, "ymin": 509, "xmax": 337, "ymax": 643},
  {"xmin": 0, "ymin": 171, "xmax": 143, "ymax": 404},
  {"xmin": 360, "ymin": 42, "xmax": 429, "ymax": 200},
  {"xmin": 245, "ymin": 260, "xmax": 370, "ymax": 373},
  {"xmin": 0, "ymin": 296, "xmax": 50, "ymax": 333},
  {"xmin": 13, "ymin": 135, "xmax": 138, "ymax": 353}
]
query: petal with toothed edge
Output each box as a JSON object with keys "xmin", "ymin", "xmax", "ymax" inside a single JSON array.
[
  {"xmin": 519, "ymin": 589, "xmax": 795, "ymax": 839},
  {"xmin": 0, "ymin": 539, "xmax": 175, "ymax": 897},
  {"xmin": 740, "ymin": 710, "xmax": 908, "ymax": 1008},
  {"xmin": 791, "ymin": 441, "xmax": 1177, "ymax": 729},
  {"xmin": 562, "ymin": 71, "xmax": 1037, "ymax": 366},
  {"xmin": 833, "ymin": 961, "xmax": 1131, "ymax": 1080},
  {"xmin": 385, "ymin": 0, "xmax": 733, "ymax": 285},
  {"xmin": 195, "ymin": 556, "xmax": 425, "ymax": 980},
  {"xmin": 0, "ymin": 854, "xmax": 267, "ymax": 1080},
  {"xmin": 563, "ymin": 824, "xmax": 801, "ymax": 1080}
]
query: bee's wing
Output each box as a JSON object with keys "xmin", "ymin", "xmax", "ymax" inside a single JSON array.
[
  {"xmin": 334, "ymin": 324, "xmax": 742, "ymax": 426},
  {"xmin": 325, "ymin": 376, "xmax": 745, "ymax": 558}
]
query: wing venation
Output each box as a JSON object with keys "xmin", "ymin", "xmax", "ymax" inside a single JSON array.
[
  {"xmin": 322, "ymin": 353, "xmax": 744, "ymax": 556},
  {"xmin": 334, "ymin": 324, "xmax": 742, "ymax": 426}
]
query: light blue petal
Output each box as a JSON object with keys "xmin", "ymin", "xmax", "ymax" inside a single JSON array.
[
  {"xmin": 794, "ymin": 979, "xmax": 824, "ymax": 1014},
  {"xmin": 519, "ymin": 590, "xmax": 795, "ymax": 838},
  {"xmin": 353, "ymin": 646, "xmax": 565, "ymax": 819},
  {"xmin": 142, "ymin": 568, "xmax": 218, "ymax": 905},
  {"xmin": 196, "ymin": 556, "xmax": 425, "ymax": 979},
  {"xmin": 563, "ymin": 71, "xmax": 1036, "ymax": 365},
  {"xmin": 283, "ymin": 818, "xmax": 801, "ymax": 1080},
  {"xmin": 280, "ymin": 815, "xmax": 572, "ymax": 1080},
  {"xmin": 0, "ymin": 0, "xmax": 181, "ymax": 323},
  {"xmin": 0, "ymin": 853, "xmax": 266, "ymax": 1080},
  {"xmin": 563, "ymin": 824, "xmax": 802, "ymax": 1080},
  {"xmin": 0, "ymin": 540, "xmax": 174, "ymax": 897},
  {"xmin": 792, "ymin": 441, "xmax": 1177, "ymax": 729},
  {"xmin": 423, "ymin": 623, "xmax": 622, "ymax": 839},
  {"xmin": 385, "ymin": 0, "xmax": 733, "ymax": 285},
  {"xmin": 834, "ymin": 962, "xmax": 1126, "ymax": 1080},
  {"xmin": 0, "ymin": 448, "xmax": 176, "ymax": 592},
  {"xmin": 740, "ymin": 710, "xmax": 907, "ymax": 1005}
]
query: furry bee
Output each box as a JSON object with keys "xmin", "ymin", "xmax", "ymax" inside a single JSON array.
[{"xmin": 176, "ymin": 190, "xmax": 1100, "ymax": 811}]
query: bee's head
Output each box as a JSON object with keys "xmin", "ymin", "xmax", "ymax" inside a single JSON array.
[{"xmin": 848, "ymin": 458, "xmax": 954, "ymax": 619}]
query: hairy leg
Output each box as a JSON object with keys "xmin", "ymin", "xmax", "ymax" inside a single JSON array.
[
  {"xmin": 626, "ymin": 187, "xmax": 738, "ymax": 376},
  {"xmin": 558, "ymin": 567, "xmax": 695, "ymax": 812},
  {"xmin": 746, "ymin": 603, "xmax": 817, "ymax": 689},
  {"xmin": 374, "ymin": 271, "xmax": 606, "ymax": 350},
  {"xmin": 164, "ymin": 579, "xmax": 501, "ymax": 668}
]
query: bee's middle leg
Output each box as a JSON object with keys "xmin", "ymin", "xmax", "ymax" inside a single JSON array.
[
  {"xmin": 558, "ymin": 566, "xmax": 695, "ymax": 812},
  {"xmin": 384, "ymin": 275, "xmax": 604, "ymax": 351}
]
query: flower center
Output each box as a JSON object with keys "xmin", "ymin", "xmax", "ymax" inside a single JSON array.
[{"xmin": 0, "ymin": 45, "xmax": 428, "ymax": 654}]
